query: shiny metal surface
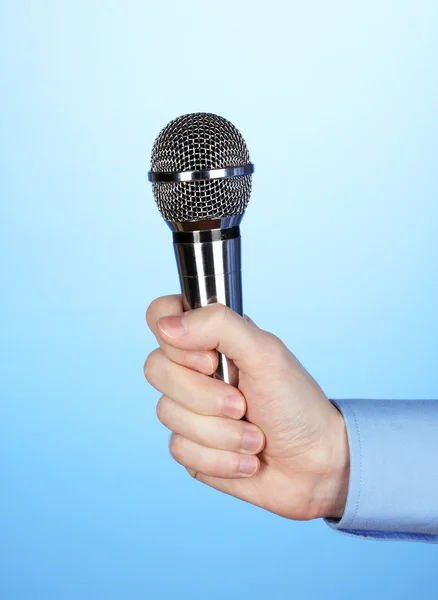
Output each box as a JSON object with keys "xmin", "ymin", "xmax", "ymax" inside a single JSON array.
[
  {"xmin": 150, "ymin": 113, "xmax": 250, "ymax": 173},
  {"xmin": 148, "ymin": 113, "xmax": 253, "ymax": 387},
  {"xmin": 152, "ymin": 177, "xmax": 252, "ymax": 223},
  {"xmin": 148, "ymin": 163, "xmax": 254, "ymax": 183},
  {"xmin": 167, "ymin": 215, "xmax": 242, "ymax": 232},
  {"xmin": 150, "ymin": 113, "xmax": 252, "ymax": 222},
  {"xmin": 173, "ymin": 227, "xmax": 242, "ymax": 387}
]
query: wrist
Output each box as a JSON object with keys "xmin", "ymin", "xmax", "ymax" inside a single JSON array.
[{"xmin": 318, "ymin": 407, "xmax": 350, "ymax": 520}]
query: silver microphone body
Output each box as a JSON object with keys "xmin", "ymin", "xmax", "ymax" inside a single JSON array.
[
  {"xmin": 169, "ymin": 217, "xmax": 242, "ymax": 386},
  {"xmin": 148, "ymin": 113, "xmax": 254, "ymax": 388}
]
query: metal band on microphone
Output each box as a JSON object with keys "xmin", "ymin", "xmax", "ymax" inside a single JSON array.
[
  {"xmin": 148, "ymin": 163, "xmax": 254, "ymax": 183},
  {"xmin": 173, "ymin": 226, "xmax": 240, "ymax": 245}
]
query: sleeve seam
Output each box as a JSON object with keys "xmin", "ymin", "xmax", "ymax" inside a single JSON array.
[{"xmin": 348, "ymin": 403, "xmax": 363, "ymax": 528}]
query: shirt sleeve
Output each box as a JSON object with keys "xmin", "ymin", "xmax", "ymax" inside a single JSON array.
[{"xmin": 325, "ymin": 399, "xmax": 438, "ymax": 543}]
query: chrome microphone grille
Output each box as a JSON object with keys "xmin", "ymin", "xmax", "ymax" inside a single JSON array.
[{"xmin": 150, "ymin": 113, "xmax": 253, "ymax": 222}]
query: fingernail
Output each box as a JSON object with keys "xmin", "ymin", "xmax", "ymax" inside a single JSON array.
[
  {"xmin": 239, "ymin": 456, "xmax": 258, "ymax": 475},
  {"xmin": 223, "ymin": 395, "xmax": 244, "ymax": 418},
  {"xmin": 241, "ymin": 429, "xmax": 263, "ymax": 453},
  {"xmin": 189, "ymin": 352, "xmax": 214, "ymax": 373},
  {"xmin": 158, "ymin": 315, "xmax": 186, "ymax": 338}
]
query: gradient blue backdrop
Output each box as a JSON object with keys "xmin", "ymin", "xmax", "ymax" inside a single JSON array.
[{"xmin": 1, "ymin": 1, "xmax": 438, "ymax": 598}]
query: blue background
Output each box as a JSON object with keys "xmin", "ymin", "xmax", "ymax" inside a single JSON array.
[{"xmin": 1, "ymin": 1, "xmax": 438, "ymax": 598}]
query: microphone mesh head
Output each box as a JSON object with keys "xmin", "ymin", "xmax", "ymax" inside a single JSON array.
[{"xmin": 150, "ymin": 113, "xmax": 252, "ymax": 222}]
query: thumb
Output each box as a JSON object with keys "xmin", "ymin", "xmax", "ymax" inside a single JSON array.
[{"xmin": 157, "ymin": 303, "xmax": 269, "ymax": 374}]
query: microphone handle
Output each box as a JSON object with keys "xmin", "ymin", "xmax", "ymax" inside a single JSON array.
[{"xmin": 173, "ymin": 226, "xmax": 242, "ymax": 387}]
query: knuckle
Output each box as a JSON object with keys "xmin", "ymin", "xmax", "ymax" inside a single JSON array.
[
  {"xmin": 208, "ymin": 302, "xmax": 229, "ymax": 324},
  {"xmin": 169, "ymin": 434, "xmax": 184, "ymax": 463},
  {"xmin": 185, "ymin": 467, "xmax": 199, "ymax": 479},
  {"xmin": 260, "ymin": 330, "xmax": 281, "ymax": 347},
  {"xmin": 145, "ymin": 297, "xmax": 163, "ymax": 329},
  {"xmin": 155, "ymin": 395, "xmax": 170, "ymax": 425},
  {"xmin": 259, "ymin": 330, "xmax": 285, "ymax": 356},
  {"xmin": 244, "ymin": 314, "xmax": 256, "ymax": 326},
  {"xmin": 249, "ymin": 330, "xmax": 287, "ymax": 373},
  {"xmin": 218, "ymin": 302, "xmax": 231, "ymax": 322},
  {"xmin": 143, "ymin": 348, "xmax": 165, "ymax": 384}
]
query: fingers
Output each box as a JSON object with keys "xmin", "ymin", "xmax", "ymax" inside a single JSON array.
[
  {"xmin": 156, "ymin": 303, "xmax": 275, "ymax": 375},
  {"xmin": 145, "ymin": 345, "xmax": 264, "ymax": 479},
  {"xmin": 157, "ymin": 395, "xmax": 265, "ymax": 454},
  {"xmin": 169, "ymin": 434, "xmax": 260, "ymax": 479},
  {"xmin": 144, "ymin": 348, "xmax": 246, "ymax": 419},
  {"xmin": 146, "ymin": 295, "xmax": 218, "ymax": 375},
  {"xmin": 146, "ymin": 295, "xmax": 183, "ymax": 331}
]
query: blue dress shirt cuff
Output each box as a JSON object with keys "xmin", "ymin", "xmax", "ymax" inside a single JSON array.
[{"xmin": 325, "ymin": 399, "xmax": 438, "ymax": 543}]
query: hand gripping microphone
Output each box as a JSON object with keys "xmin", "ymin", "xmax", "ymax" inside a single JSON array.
[{"xmin": 148, "ymin": 113, "xmax": 254, "ymax": 387}]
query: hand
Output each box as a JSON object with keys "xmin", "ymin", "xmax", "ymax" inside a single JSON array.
[{"xmin": 144, "ymin": 296, "xmax": 350, "ymax": 521}]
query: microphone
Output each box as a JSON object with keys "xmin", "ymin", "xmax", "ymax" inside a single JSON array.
[{"xmin": 148, "ymin": 113, "xmax": 254, "ymax": 387}]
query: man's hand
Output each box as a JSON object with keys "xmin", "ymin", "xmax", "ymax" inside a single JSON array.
[{"xmin": 144, "ymin": 295, "xmax": 350, "ymax": 521}]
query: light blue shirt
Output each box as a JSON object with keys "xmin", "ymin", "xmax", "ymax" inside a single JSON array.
[{"xmin": 326, "ymin": 400, "xmax": 438, "ymax": 543}]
